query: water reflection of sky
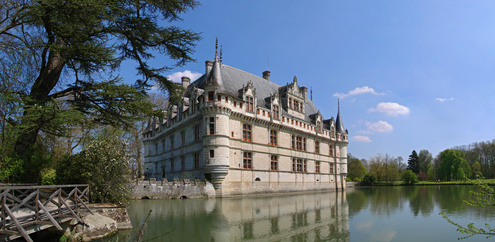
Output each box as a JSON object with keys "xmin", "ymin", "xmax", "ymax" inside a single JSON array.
[{"xmin": 348, "ymin": 186, "xmax": 495, "ymax": 242}]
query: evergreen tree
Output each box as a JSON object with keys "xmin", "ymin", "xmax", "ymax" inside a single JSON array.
[
  {"xmin": 407, "ymin": 150, "xmax": 420, "ymax": 174},
  {"xmin": 0, "ymin": 0, "xmax": 200, "ymax": 181}
]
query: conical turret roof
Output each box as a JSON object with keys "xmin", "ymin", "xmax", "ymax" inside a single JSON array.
[{"xmin": 336, "ymin": 100, "xmax": 347, "ymax": 135}]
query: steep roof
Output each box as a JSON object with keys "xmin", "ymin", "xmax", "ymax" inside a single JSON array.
[{"xmin": 192, "ymin": 62, "xmax": 325, "ymax": 123}]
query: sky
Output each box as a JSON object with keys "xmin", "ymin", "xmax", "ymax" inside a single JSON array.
[{"xmin": 120, "ymin": 1, "xmax": 495, "ymax": 161}]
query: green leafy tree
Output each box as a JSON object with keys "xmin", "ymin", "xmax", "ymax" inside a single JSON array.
[
  {"xmin": 57, "ymin": 129, "xmax": 131, "ymax": 204},
  {"xmin": 401, "ymin": 170, "xmax": 418, "ymax": 185},
  {"xmin": 0, "ymin": 0, "xmax": 200, "ymax": 182},
  {"xmin": 347, "ymin": 154, "xmax": 366, "ymax": 181},
  {"xmin": 437, "ymin": 149, "xmax": 467, "ymax": 181},
  {"xmin": 471, "ymin": 161, "xmax": 483, "ymax": 178},
  {"xmin": 407, "ymin": 150, "xmax": 419, "ymax": 174},
  {"xmin": 417, "ymin": 149, "xmax": 433, "ymax": 174}
]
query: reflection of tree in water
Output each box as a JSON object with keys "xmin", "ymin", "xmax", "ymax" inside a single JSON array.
[
  {"xmin": 364, "ymin": 187, "xmax": 405, "ymax": 217},
  {"xmin": 406, "ymin": 186, "xmax": 434, "ymax": 217},
  {"xmin": 346, "ymin": 188, "xmax": 367, "ymax": 218}
]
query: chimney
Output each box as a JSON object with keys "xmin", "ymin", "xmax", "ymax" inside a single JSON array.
[
  {"xmin": 181, "ymin": 76, "xmax": 191, "ymax": 88},
  {"xmin": 301, "ymin": 86, "xmax": 308, "ymax": 101},
  {"xmin": 205, "ymin": 60, "xmax": 213, "ymax": 74},
  {"xmin": 262, "ymin": 70, "xmax": 271, "ymax": 82}
]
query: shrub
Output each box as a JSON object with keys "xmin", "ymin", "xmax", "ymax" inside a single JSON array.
[
  {"xmin": 361, "ymin": 174, "xmax": 376, "ymax": 185},
  {"xmin": 40, "ymin": 168, "xmax": 56, "ymax": 185},
  {"xmin": 57, "ymin": 136, "xmax": 131, "ymax": 205},
  {"xmin": 402, "ymin": 170, "xmax": 419, "ymax": 185}
]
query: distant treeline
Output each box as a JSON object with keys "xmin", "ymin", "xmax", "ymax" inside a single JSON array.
[{"xmin": 347, "ymin": 139, "xmax": 495, "ymax": 182}]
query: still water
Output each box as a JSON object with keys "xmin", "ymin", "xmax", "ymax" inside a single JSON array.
[{"xmin": 104, "ymin": 186, "xmax": 495, "ymax": 241}]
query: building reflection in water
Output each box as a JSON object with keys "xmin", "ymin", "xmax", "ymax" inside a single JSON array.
[
  {"xmin": 117, "ymin": 191, "xmax": 350, "ymax": 242},
  {"xmin": 209, "ymin": 191, "xmax": 350, "ymax": 241}
]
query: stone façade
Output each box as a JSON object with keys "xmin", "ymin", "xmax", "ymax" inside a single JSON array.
[{"xmin": 143, "ymin": 40, "xmax": 349, "ymax": 197}]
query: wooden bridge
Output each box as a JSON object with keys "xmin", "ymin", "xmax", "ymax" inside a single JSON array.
[{"xmin": 0, "ymin": 184, "xmax": 93, "ymax": 242}]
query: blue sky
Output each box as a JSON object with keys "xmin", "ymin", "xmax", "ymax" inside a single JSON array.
[{"xmin": 121, "ymin": 1, "xmax": 495, "ymax": 160}]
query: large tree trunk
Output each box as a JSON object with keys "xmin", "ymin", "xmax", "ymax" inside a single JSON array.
[{"xmin": 14, "ymin": 47, "xmax": 65, "ymax": 156}]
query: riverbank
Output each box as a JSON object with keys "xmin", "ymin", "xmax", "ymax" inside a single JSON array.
[{"xmin": 359, "ymin": 179, "xmax": 495, "ymax": 186}]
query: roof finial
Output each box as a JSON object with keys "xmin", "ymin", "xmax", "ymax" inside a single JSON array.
[
  {"xmin": 214, "ymin": 37, "xmax": 219, "ymax": 61},
  {"xmin": 310, "ymin": 87, "xmax": 313, "ymax": 100},
  {"xmin": 338, "ymin": 99, "xmax": 340, "ymax": 111}
]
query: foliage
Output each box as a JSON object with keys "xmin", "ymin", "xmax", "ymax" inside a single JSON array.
[
  {"xmin": 407, "ymin": 150, "xmax": 420, "ymax": 174},
  {"xmin": 361, "ymin": 174, "xmax": 376, "ymax": 186},
  {"xmin": 0, "ymin": 0, "xmax": 200, "ymax": 182},
  {"xmin": 0, "ymin": 155, "xmax": 23, "ymax": 183},
  {"xmin": 368, "ymin": 154, "xmax": 402, "ymax": 184},
  {"xmin": 401, "ymin": 170, "xmax": 419, "ymax": 185},
  {"xmin": 417, "ymin": 171, "xmax": 428, "ymax": 181},
  {"xmin": 441, "ymin": 179, "xmax": 495, "ymax": 239},
  {"xmin": 347, "ymin": 154, "xmax": 367, "ymax": 181},
  {"xmin": 417, "ymin": 149, "xmax": 433, "ymax": 174},
  {"xmin": 453, "ymin": 140, "xmax": 495, "ymax": 178},
  {"xmin": 57, "ymin": 132, "xmax": 131, "ymax": 204},
  {"xmin": 471, "ymin": 161, "xmax": 483, "ymax": 178},
  {"xmin": 437, "ymin": 149, "xmax": 469, "ymax": 181},
  {"xmin": 41, "ymin": 168, "xmax": 57, "ymax": 185}
]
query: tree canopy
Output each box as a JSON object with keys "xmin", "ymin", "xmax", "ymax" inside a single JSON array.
[{"xmin": 0, "ymin": 0, "xmax": 200, "ymax": 182}]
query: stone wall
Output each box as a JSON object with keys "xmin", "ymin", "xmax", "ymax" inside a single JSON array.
[{"xmin": 130, "ymin": 178, "xmax": 216, "ymax": 199}]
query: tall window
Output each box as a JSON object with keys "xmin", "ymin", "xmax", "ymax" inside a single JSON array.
[
  {"xmin": 330, "ymin": 163, "xmax": 334, "ymax": 174},
  {"xmin": 303, "ymin": 138, "xmax": 307, "ymax": 151},
  {"xmin": 209, "ymin": 117, "xmax": 215, "ymax": 135},
  {"xmin": 296, "ymin": 137, "xmax": 302, "ymax": 150},
  {"xmin": 208, "ymin": 91, "xmax": 214, "ymax": 101},
  {"xmin": 329, "ymin": 145, "xmax": 334, "ymax": 157},
  {"xmin": 270, "ymin": 130, "xmax": 277, "ymax": 146},
  {"xmin": 294, "ymin": 100, "xmax": 299, "ymax": 112},
  {"xmin": 194, "ymin": 153, "xmax": 200, "ymax": 169},
  {"xmin": 181, "ymin": 156, "xmax": 185, "ymax": 171},
  {"xmin": 315, "ymin": 161, "xmax": 320, "ymax": 173},
  {"xmin": 304, "ymin": 159, "xmax": 307, "ymax": 172},
  {"xmin": 292, "ymin": 158, "xmax": 296, "ymax": 172},
  {"xmin": 217, "ymin": 95, "xmax": 221, "ymax": 101},
  {"xmin": 243, "ymin": 152, "xmax": 252, "ymax": 169},
  {"xmin": 270, "ymin": 155, "xmax": 278, "ymax": 171},
  {"xmin": 289, "ymin": 98, "xmax": 292, "ymax": 109},
  {"xmin": 273, "ymin": 105, "xmax": 279, "ymax": 120},
  {"xmin": 243, "ymin": 123, "xmax": 252, "ymax": 142},
  {"xmin": 181, "ymin": 131, "xmax": 185, "ymax": 146},
  {"xmin": 291, "ymin": 135, "xmax": 295, "ymax": 149},
  {"xmin": 315, "ymin": 141, "xmax": 320, "ymax": 154},
  {"xmin": 194, "ymin": 125, "xmax": 200, "ymax": 142},
  {"xmin": 297, "ymin": 159, "xmax": 303, "ymax": 172},
  {"xmin": 245, "ymin": 96, "xmax": 254, "ymax": 112},
  {"xmin": 210, "ymin": 150, "xmax": 215, "ymax": 158}
]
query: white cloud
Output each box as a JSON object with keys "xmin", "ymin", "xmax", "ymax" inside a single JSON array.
[
  {"xmin": 435, "ymin": 97, "xmax": 455, "ymax": 102},
  {"xmin": 368, "ymin": 102, "xmax": 410, "ymax": 116},
  {"xmin": 151, "ymin": 70, "xmax": 202, "ymax": 92},
  {"xmin": 353, "ymin": 136, "xmax": 372, "ymax": 143},
  {"xmin": 333, "ymin": 86, "xmax": 384, "ymax": 99},
  {"xmin": 167, "ymin": 70, "xmax": 202, "ymax": 83},
  {"xmin": 366, "ymin": 121, "xmax": 394, "ymax": 133}
]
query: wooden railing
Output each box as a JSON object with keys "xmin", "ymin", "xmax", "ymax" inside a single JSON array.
[{"xmin": 0, "ymin": 184, "xmax": 93, "ymax": 242}]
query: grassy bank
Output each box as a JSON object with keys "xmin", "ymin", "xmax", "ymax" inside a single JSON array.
[{"xmin": 359, "ymin": 179, "xmax": 495, "ymax": 186}]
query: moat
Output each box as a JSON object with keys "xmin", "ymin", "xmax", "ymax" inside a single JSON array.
[{"xmin": 103, "ymin": 186, "xmax": 495, "ymax": 241}]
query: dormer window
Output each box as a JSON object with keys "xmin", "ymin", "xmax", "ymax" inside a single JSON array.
[
  {"xmin": 208, "ymin": 91, "xmax": 214, "ymax": 101},
  {"xmin": 273, "ymin": 105, "xmax": 280, "ymax": 120},
  {"xmin": 245, "ymin": 96, "xmax": 254, "ymax": 112}
]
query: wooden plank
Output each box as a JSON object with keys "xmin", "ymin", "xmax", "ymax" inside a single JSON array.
[
  {"xmin": 75, "ymin": 193, "xmax": 94, "ymax": 215},
  {"xmin": 10, "ymin": 189, "xmax": 38, "ymax": 212},
  {"xmin": 2, "ymin": 204, "xmax": 33, "ymax": 242},
  {"xmin": 36, "ymin": 200, "xmax": 62, "ymax": 230},
  {"xmin": 59, "ymin": 198, "xmax": 82, "ymax": 223}
]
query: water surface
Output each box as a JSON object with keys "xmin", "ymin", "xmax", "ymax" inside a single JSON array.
[{"xmin": 104, "ymin": 186, "xmax": 495, "ymax": 241}]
